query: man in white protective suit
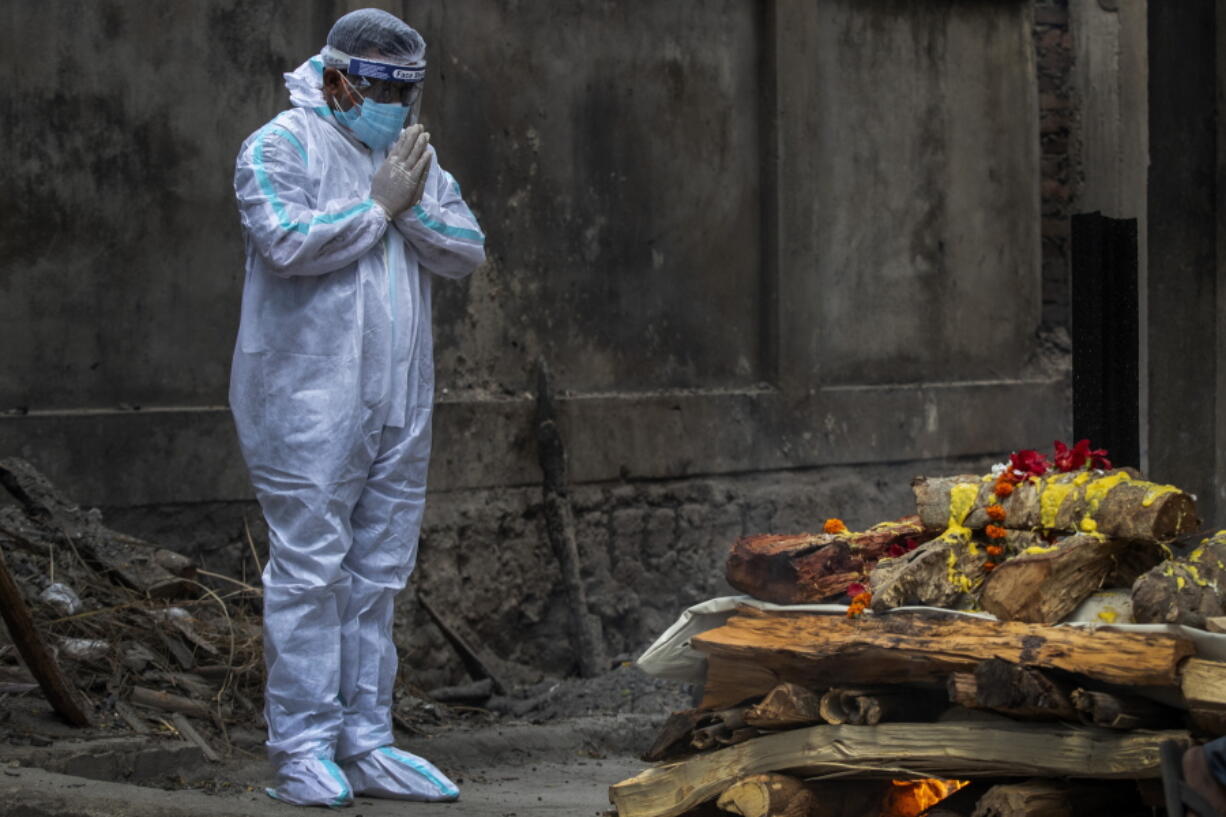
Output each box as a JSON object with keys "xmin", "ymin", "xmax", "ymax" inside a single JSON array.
[{"xmin": 229, "ymin": 8, "xmax": 484, "ymax": 807}]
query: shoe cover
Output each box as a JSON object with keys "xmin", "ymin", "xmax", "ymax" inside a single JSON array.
[
  {"xmin": 342, "ymin": 746, "xmax": 459, "ymax": 801},
  {"xmin": 265, "ymin": 755, "xmax": 353, "ymax": 808}
]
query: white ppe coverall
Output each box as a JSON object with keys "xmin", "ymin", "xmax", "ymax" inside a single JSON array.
[{"xmin": 229, "ymin": 57, "xmax": 484, "ymax": 787}]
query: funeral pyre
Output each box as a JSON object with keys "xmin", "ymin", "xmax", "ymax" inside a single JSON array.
[{"xmin": 610, "ymin": 442, "xmax": 1226, "ymax": 817}]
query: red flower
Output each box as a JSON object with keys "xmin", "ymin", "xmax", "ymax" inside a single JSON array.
[
  {"xmin": 903, "ymin": 538, "xmax": 919, "ymax": 551},
  {"xmin": 1054, "ymin": 439, "xmax": 1112, "ymax": 472},
  {"xmin": 1009, "ymin": 449, "xmax": 1050, "ymax": 477},
  {"xmin": 886, "ymin": 542, "xmax": 907, "ymax": 558},
  {"xmin": 845, "ymin": 582, "xmax": 866, "ymax": 597}
]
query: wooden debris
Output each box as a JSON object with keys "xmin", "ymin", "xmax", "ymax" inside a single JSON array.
[
  {"xmin": 0, "ymin": 546, "xmax": 92, "ymax": 727},
  {"xmin": 868, "ymin": 534, "xmax": 993, "ymax": 611},
  {"xmin": 535, "ymin": 358, "xmax": 607, "ymax": 678},
  {"xmin": 912, "ymin": 471, "xmax": 1198, "ymax": 542},
  {"xmin": 725, "ymin": 517, "xmax": 927, "ymax": 604},
  {"xmin": 607, "ymin": 722, "xmax": 1186, "ymax": 817},
  {"xmin": 171, "ymin": 713, "xmax": 220, "ymax": 763},
  {"xmin": 1070, "ymin": 688, "xmax": 1175, "ymax": 730},
  {"xmin": 979, "ymin": 534, "xmax": 1126, "ymax": 624},
  {"xmin": 130, "ymin": 685, "xmax": 222, "ymax": 720},
  {"xmin": 418, "ymin": 593, "xmax": 509, "ymax": 695},
  {"xmin": 692, "ymin": 608, "xmax": 1193, "ymax": 708},
  {"xmin": 971, "ymin": 778, "xmax": 1144, "ymax": 817},
  {"xmin": 716, "ymin": 773, "xmax": 815, "ymax": 817},
  {"xmin": 744, "ymin": 682, "xmax": 824, "ymax": 729},
  {"xmin": 1179, "ymin": 657, "xmax": 1226, "ymax": 735},
  {"xmin": 0, "ymin": 458, "xmax": 195, "ymax": 598},
  {"xmin": 691, "ymin": 708, "xmax": 750, "ymax": 751},
  {"xmin": 426, "ymin": 677, "xmax": 493, "ymax": 705},
  {"xmin": 113, "ymin": 700, "xmax": 150, "ymax": 734}
]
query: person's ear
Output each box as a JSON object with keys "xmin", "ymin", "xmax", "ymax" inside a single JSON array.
[{"xmin": 322, "ymin": 67, "xmax": 348, "ymax": 109}]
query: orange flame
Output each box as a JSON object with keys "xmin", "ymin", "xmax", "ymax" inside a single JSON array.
[{"xmin": 880, "ymin": 778, "xmax": 969, "ymax": 817}]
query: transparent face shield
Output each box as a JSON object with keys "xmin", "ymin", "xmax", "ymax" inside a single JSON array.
[{"xmin": 322, "ymin": 45, "xmax": 426, "ymax": 124}]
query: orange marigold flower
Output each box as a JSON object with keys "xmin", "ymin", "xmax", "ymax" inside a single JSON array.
[
  {"xmin": 986, "ymin": 544, "xmax": 1004, "ymax": 557},
  {"xmin": 851, "ymin": 591, "xmax": 873, "ymax": 606},
  {"xmin": 846, "ymin": 601, "xmax": 867, "ymax": 619},
  {"xmin": 983, "ymin": 562, "xmax": 997, "ymax": 572},
  {"xmin": 985, "ymin": 524, "xmax": 1007, "ymax": 539},
  {"xmin": 986, "ymin": 504, "xmax": 1007, "ymax": 522},
  {"xmin": 994, "ymin": 481, "xmax": 1015, "ymax": 498},
  {"xmin": 824, "ymin": 518, "xmax": 848, "ymax": 535}
]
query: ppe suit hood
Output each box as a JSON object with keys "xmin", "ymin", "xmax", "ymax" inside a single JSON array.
[{"xmin": 284, "ymin": 56, "xmax": 330, "ymax": 113}]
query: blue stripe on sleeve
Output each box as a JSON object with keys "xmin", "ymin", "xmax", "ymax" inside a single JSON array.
[
  {"xmin": 410, "ymin": 204, "xmax": 485, "ymax": 244},
  {"xmin": 250, "ymin": 125, "xmax": 373, "ymax": 235}
]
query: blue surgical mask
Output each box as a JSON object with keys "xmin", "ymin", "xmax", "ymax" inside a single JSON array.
[{"xmin": 332, "ymin": 78, "xmax": 409, "ymax": 150}]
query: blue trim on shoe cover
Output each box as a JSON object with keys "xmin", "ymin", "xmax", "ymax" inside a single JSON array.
[
  {"xmin": 378, "ymin": 747, "xmax": 460, "ymax": 798},
  {"xmin": 318, "ymin": 756, "xmax": 352, "ymax": 806}
]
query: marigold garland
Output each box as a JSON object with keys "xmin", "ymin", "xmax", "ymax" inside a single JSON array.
[
  {"xmin": 986, "ymin": 544, "xmax": 1004, "ymax": 557},
  {"xmin": 824, "ymin": 518, "xmax": 848, "ymax": 535},
  {"xmin": 983, "ymin": 562, "xmax": 997, "ymax": 572},
  {"xmin": 846, "ymin": 590, "xmax": 872, "ymax": 619},
  {"xmin": 994, "ymin": 481, "xmax": 1015, "ymax": 498},
  {"xmin": 985, "ymin": 504, "xmax": 1007, "ymax": 522},
  {"xmin": 984, "ymin": 524, "xmax": 1007, "ymax": 540}
]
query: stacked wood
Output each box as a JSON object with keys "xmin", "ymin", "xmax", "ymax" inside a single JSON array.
[
  {"xmin": 1131, "ymin": 532, "xmax": 1226, "ymax": 628},
  {"xmin": 946, "ymin": 659, "xmax": 1077, "ymax": 721},
  {"xmin": 869, "ymin": 532, "xmax": 1043, "ymax": 611},
  {"xmin": 609, "ymin": 721, "xmax": 1184, "ymax": 817},
  {"xmin": 911, "ymin": 471, "xmax": 1198, "ymax": 542},
  {"xmin": 970, "ymin": 779, "xmax": 1146, "ymax": 817},
  {"xmin": 978, "ymin": 534, "xmax": 1126, "ymax": 624},
  {"xmin": 690, "ymin": 607, "xmax": 1192, "ymax": 708},
  {"xmin": 725, "ymin": 517, "xmax": 927, "ymax": 604}
]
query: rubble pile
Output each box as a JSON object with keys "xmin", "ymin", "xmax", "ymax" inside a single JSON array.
[
  {"xmin": 611, "ymin": 445, "xmax": 1226, "ymax": 817},
  {"xmin": 0, "ymin": 458, "xmax": 263, "ymax": 758}
]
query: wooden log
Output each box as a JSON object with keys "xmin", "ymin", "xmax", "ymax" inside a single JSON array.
[
  {"xmin": 913, "ymin": 471, "xmax": 1198, "ymax": 543},
  {"xmin": 1069, "ymin": 688, "xmax": 1177, "ymax": 730},
  {"xmin": 692, "ymin": 609, "xmax": 1193, "ymax": 709},
  {"xmin": 1131, "ymin": 533, "xmax": 1226, "ymax": 628},
  {"xmin": 534, "ymin": 359, "xmax": 606, "ymax": 678},
  {"xmin": 0, "ymin": 458, "xmax": 195, "ymax": 598},
  {"xmin": 964, "ymin": 660, "xmax": 1078, "ymax": 721},
  {"xmin": 643, "ymin": 709, "xmax": 708, "ymax": 762},
  {"xmin": 691, "ymin": 708, "xmax": 749, "ymax": 751},
  {"xmin": 725, "ymin": 517, "xmax": 927, "ymax": 604},
  {"xmin": 716, "ymin": 774, "xmax": 815, "ymax": 817},
  {"xmin": 816, "ymin": 687, "xmax": 941, "ymax": 726},
  {"xmin": 418, "ymin": 593, "xmax": 509, "ymax": 695},
  {"xmin": 607, "ymin": 722, "xmax": 1188, "ymax": 817},
  {"xmin": 971, "ymin": 779, "xmax": 1146, "ymax": 817},
  {"xmin": 744, "ymin": 682, "xmax": 824, "ymax": 729},
  {"xmin": 948, "ymin": 672, "xmax": 979, "ymax": 709},
  {"xmin": 1179, "ymin": 657, "xmax": 1226, "ymax": 735},
  {"xmin": 979, "ymin": 534, "xmax": 1127, "ymax": 624},
  {"xmin": 0, "ymin": 546, "xmax": 92, "ymax": 727}
]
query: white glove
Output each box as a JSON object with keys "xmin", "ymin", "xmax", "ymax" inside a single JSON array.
[{"xmin": 370, "ymin": 125, "xmax": 431, "ymax": 218}]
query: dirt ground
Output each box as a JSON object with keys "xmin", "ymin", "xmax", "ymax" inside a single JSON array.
[{"xmin": 0, "ymin": 665, "xmax": 690, "ymax": 817}]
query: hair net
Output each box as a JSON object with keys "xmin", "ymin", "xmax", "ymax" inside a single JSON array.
[{"xmin": 327, "ymin": 8, "xmax": 426, "ymax": 66}]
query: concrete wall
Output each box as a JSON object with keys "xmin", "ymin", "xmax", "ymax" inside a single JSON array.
[{"xmin": 1, "ymin": 0, "xmax": 1065, "ymax": 681}]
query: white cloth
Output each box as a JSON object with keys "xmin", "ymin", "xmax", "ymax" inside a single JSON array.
[{"xmin": 230, "ymin": 57, "xmax": 484, "ymax": 768}]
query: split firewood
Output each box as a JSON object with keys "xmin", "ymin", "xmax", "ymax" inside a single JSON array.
[
  {"xmin": 0, "ymin": 547, "xmax": 92, "ymax": 727},
  {"xmin": 690, "ymin": 708, "xmax": 749, "ymax": 751},
  {"xmin": 869, "ymin": 532, "xmax": 1041, "ymax": 611},
  {"xmin": 692, "ymin": 608, "xmax": 1193, "ymax": 709},
  {"xmin": 1131, "ymin": 533, "xmax": 1226, "ymax": 628},
  {"xmin": 724, "ymin": 517, "xmax": 927, "ymax": 604},
  {"xmin": 979, "ymin": 534, "xmax": 1128, "ymax": 624},
  {"xmin": 1070, "ymin": 688, "xmax": 1177, "ymax": 730},
  {"xmin": 0, "ymin": 458, "xmax": 196, "ymax": 598},
  {"xmin": 945, "ymin": 660, "xmax": 1077, "ymax": 721},
  {"xmin": 716, "ymin": 773, "xmax": 815, "ymax": 817},
  {"xmin": 971, "ymin": 778, "xmax": 1146, "ymax": 817},
  {"xmin": 817, "ymin": 687, "xmax": 942, "ymax": 725},
  {"xmin": 608, "ymin": 722, "xmax": 1187, "ymax": 817},
  {"xmin": 1179, "ymin": 658, "xmax": 1226, "ymax": 734},
  {"xmin": 913, "ymin": 471, "xmax": 1198, "ymax": 543},
  {"xmin": 643, "ymin": 709, "xmax": 708, "ymax": 762},
  {"xmin": 744, "ymin": 682, "xmax": 824, "ymax": 729}
]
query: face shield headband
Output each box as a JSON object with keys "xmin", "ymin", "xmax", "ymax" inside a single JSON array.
[{"xmin": 321, "ymin": 44, "xmax": 426, "ymax": 84}]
